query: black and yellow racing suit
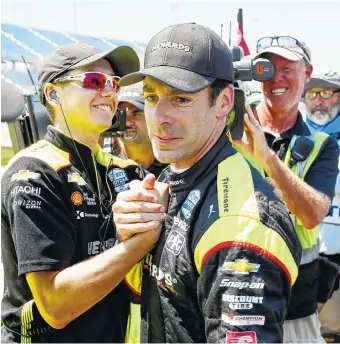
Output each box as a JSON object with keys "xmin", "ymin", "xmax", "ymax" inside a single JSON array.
[
  {"xmin": 125, "ymin": 129, "xmax": 302, "ymax": 343},
  {"xmin": 1, "ymin": 126, "xmax": 146, "ymax": 343}
]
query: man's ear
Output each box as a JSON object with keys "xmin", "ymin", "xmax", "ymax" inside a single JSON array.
[
  {"xmin": 304, "ymin": 63, "xmax": 313, "ymax": 84},
  {"xmin": 216, "ymin": 84, "xmax": 234, "ymax": 120},
  {"xmin": 44, "ymin": 83, "xmax": 59, "ymax": 107}
]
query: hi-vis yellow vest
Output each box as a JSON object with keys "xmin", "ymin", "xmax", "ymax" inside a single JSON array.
[{"xmin": 237, "ymin": 132, "xmax": 329, "ymax": 266}]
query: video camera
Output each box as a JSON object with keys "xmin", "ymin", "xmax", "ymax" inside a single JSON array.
[
  {"xmin": 228, "ymin": 46, "xmax": 275, "ymax": 140},
  {"xmin": 100, "ymin": 108, "xmax": 128, "ymax": 137}
]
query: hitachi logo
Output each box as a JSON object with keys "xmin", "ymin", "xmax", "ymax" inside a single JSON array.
[{"xmin": 11, "ymin": 185, "xmax": 41, "ymax": 196}]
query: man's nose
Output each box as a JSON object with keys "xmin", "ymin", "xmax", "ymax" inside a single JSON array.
[{"xmin": 314, "ymin": 95, "xmax": 324, "ymax": 106}]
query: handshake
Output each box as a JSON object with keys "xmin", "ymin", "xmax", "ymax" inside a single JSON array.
[{"xmin": 112, "ymin": 174, "xmax": 169, "ymax": 243}]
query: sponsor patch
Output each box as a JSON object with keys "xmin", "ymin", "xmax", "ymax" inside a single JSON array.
[
  {"xmin": 144, "ymin": 254, "xmax": 177, "ymax": 293},
  {"xmin": 68, "ymin": 173, "xmax": 86, "ymax": 186},
  {"xmin": 223, "ymin": 314, "xmax": 265, "ymax": 326},
  {"xmin": 222, "ymin": 177, "xmax": 229, "ymax": 213},
  {"xmin": 13, "ymin": 199, "xmax": 41, "ymax": 209},
  {"xmin": 173, "ymin": 216, "xmax": 189, "ymax": 232},
  {"xmin": 10, "ymin": 185, "xmax": 41, "ymax": 196},
  {"xmin": 76, "ymin": 210, "xmax": 99, "ymax": 219},
  {"xmin": 88, "ymin": 238, "xmax": 115, "ymax": 255},
  {"xmin": 169, "ymin": 179, "xmax": 185, "ymax": 186},
  {"xmin": 219, "ymin": 279, "xmax": 264, "ymax": 290},
  {"xmin": 83, "ymin": 192, "xmax": 96, "ymax": 206},
  {"xmin": 221, "ymin": 259, "xmax": 260, "ymax": 275},
  {"xmin": 165, "ymin": 231, "xmax": 185, "ymax": 255},
  {"xmin": 71, "ymin": 191, "xmax": 83, "ymax": 205},
  {"xmin": 181, "ymin": 190, "xmax": 200, "ymax": 219},
  {"xmin": 11, "ymin": 170, "xmax": 40, "ymax": 182},
  {"xmin": 222, "ymin": 294, "xmax": 263, "ymax": 310},
  {"xmin": 226, "ymin": 331, "xmax": 257, "ymax": 344},
  {"xmin": 208, "ymin": 204, "xmax": 216, "ymax": 218},
  {"xmin": 108, "ymin": 168, "xmax": 129, "ymax": 192}
]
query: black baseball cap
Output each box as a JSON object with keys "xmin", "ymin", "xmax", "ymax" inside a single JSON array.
[
  {"xmin": 118, "ymin": 88, "xmax": 144, "ymax": 111},
  {"xmin": 38, "ymin": 42, "xmax": 140, "ymax": 104},
  {"xmin": 119, "ymin": 23, "xmax": 234, "ymax": 92}
]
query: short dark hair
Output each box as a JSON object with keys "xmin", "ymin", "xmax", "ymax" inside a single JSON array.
[{"xmin": 209, "ymin": 79, "xmax": 232, "ymax": 105}]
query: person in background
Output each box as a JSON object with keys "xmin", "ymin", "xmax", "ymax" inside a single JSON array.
[
  {"xmin": 304, "ymin": 70, "xmax": 340, "ymax": 343},
  {"xmin": 118, "ymin": 88, "xmax": 167, "ymax": 178},
  {"xmin": 235, "ymin": 35, "xmax": 339, "ymax": 343}
]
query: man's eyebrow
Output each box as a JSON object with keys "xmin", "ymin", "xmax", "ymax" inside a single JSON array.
[
  {"xmin": 143, "ymin": 85, "xmax": 155, "ymax": 93},
  {"xmin": 143, "ymin": 84, "xmax": 185, "ymax": 96}
]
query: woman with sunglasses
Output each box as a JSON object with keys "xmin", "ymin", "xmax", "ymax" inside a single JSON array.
[{"xmin": 1, "ymin": 43, "xmax": 167, "ymax": 343}]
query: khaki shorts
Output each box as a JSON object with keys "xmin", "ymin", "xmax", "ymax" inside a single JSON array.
[
  {"xmin": 283, "ymin": 312, "xmax": 325, "ymax": 343},
  {"xmin": 318, "ymin": 288, "xmax": 340, "ymax": 335}
]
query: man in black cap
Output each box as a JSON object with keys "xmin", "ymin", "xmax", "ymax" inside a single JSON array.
[
  {"xmin": 1, "ymin": 42, "xmax": 164, "ymax": 343},
  {"xmin": 113, "ymin": 23, "xmax": 301, "ymax": 343},
  {"xmin": 118, "ymin": 88, "xmax": 167, "ymax": 177}
]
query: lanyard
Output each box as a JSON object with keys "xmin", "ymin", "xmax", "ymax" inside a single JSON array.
[{"xmin": 277, "ymin": 135, "xmax": 298, "ymax": 166}]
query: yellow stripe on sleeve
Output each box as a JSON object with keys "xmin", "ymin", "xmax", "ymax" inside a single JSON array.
[{"xmin": 194, "ymin": 216, "xmax": 298, "ymax": 285}]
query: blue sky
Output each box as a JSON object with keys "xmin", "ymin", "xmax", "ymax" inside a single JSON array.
[{"xmin": 2, "ymin": 0, "xmax": 340, "ymax": 71}]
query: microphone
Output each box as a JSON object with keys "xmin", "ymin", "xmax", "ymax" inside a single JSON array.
[
  {"xmin": 289, "ymin": 137, "xmax": 315, "ymax": 168},
  {"xmin": 1, "ymin": 79, "xmax": 25, "ymax": 122}
]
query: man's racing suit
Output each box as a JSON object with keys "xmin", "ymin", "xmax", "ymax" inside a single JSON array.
[{"xmin": 131, "ymin": 130, "xmax": 302, "ymax": 343}]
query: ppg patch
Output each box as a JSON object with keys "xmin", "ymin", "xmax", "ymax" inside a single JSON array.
[
  {"xmin": 165, "ymin": 231, "xmax": 185, "ymax": 256},
  {"xmin": 108, "ymin": 168, "xmax": 129, "ymax": 192}
]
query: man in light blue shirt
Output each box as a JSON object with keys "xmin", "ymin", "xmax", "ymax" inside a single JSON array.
[{"xmin": 304, "ymin": 70, "xmax": 340, "ymax": 343}]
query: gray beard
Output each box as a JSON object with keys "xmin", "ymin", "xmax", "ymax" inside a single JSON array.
[{"xmin": 308, "ymin": 105, "xmax": 340, "ymax": 126}]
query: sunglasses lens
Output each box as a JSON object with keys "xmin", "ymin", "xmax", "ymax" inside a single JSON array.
[
  {"xmin": 277, "ymin": 36, "xmax": 298, "ymax": 48},
  {"xmin": 83, "ymin": 73, "xmax": 107, "ymax": 91},
  {"xmin": 257, "ymin": 37, "xmax": 272, "ymax": 52},
  {"xmin": 306, "ymin": 91, "xmax": 333, "ymax": 100},
  {"xmin": 321, "ymin": 92, "xmax": 332, "ymax": 99},
  {"xmin": 305, "ymin": 92, "xmax": 316, "ymax": 100}
]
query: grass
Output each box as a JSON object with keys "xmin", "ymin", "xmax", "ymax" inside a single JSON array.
[{"xmin": 1, "ymin": 146, "xmax": 15, "ymax": 167}]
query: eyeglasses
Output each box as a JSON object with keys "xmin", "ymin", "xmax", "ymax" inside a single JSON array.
[
  {"xmin": 256, "ymin": 36, "xmax": 311, "ymax": 62},
  {"xmin": 54, "ymin": 72, "xmax": 121, "ymax": 92},
  {"xmin": 305, "ymin": 89, "xmax": 340, "ymax": 100}
]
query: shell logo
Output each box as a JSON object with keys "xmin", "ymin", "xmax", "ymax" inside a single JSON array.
[{"xmin": 71, "ymin": 191, "xmax": 83, "ymax": 205}]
